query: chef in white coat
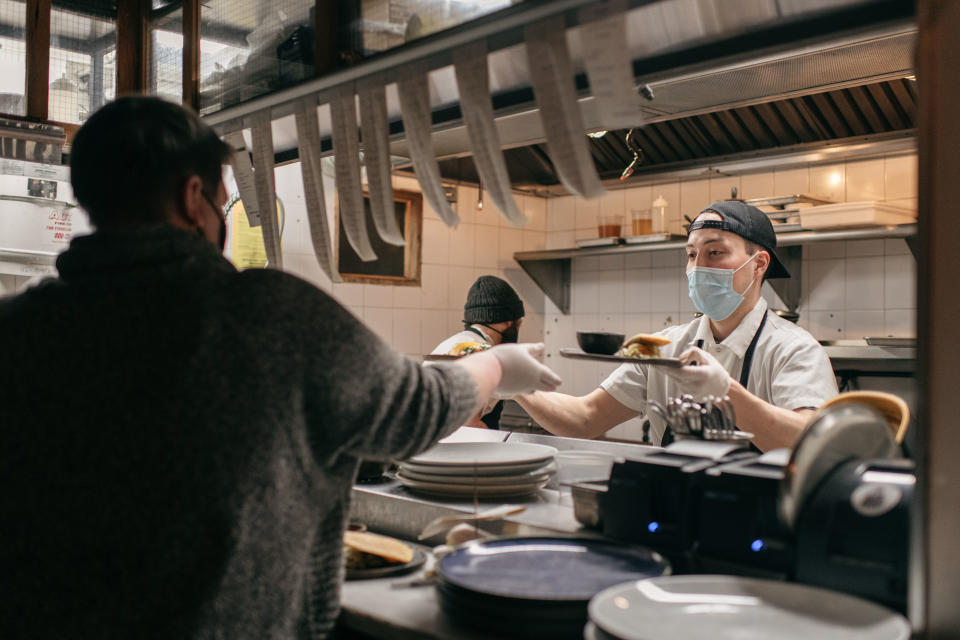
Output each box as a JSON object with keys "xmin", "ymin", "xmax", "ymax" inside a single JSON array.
[{"xmin": 517, "ymin": 201, "xmax": 838, "ymax": 451}]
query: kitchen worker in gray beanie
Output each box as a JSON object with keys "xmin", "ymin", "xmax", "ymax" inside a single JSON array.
[{"xmin": 432, "ymin": 275, "xmax": 527, "ymax": 428}]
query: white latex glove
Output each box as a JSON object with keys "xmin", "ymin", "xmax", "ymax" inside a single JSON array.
[
  {"xmin": 662, "ymin": 345, "xmax": 732, "ymax": 399},
  {"xmin": 489, "ymin": 343, "xmax": 562, "ymax": 398}
]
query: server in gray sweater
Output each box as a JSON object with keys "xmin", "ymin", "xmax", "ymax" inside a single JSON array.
[{"xmin": 0, "ymin": 97, "xmax": 561, "ymax": 639}]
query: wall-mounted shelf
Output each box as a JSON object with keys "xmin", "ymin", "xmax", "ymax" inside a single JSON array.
[{"xmin": 514, "ymin": 224, "xmax": 918, "ymax": 314}]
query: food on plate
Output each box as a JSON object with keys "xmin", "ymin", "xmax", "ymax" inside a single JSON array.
[
  {"xmin": 344, "ymin": 530, "xmax": 414, "ymax": 569},
  {"xmin": 448, "ymin": 341, "xmax": 491, "ymax": 356},
  {"xmin": 617, "ymin": 333, "xmax": 672, "ymax": 358}
]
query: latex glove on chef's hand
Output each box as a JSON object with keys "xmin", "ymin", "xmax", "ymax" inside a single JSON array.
[
  {"xmin": 489, "ymin": 343, "xmax": 562, "ymax": 398},
  {"xmin": 662, "ymin": 346, "xmax": 731, "ymax": 400}
]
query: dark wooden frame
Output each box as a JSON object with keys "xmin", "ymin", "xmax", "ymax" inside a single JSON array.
[{"xmin": 335, "ymin": 188, "xmax": 423, "ymax": 286}]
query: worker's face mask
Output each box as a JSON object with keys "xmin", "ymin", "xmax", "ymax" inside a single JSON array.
[
  {"xmin": 201, "ymin": 190, "xmax": 227, "ymax": 252},
  {"xmin": 500, "ymin": 321, "xmax": 519, "ymax": 344},
  {"xmin": 686, "ymin": 252, "xmax": 758, "ymax": 321}
]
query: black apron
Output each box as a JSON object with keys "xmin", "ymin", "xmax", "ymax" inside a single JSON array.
[
  {"xmin": 465, "ymin": 327, "xmax": 502, "ymax": 430},
  {"xmin": 659, "ymin": 311, "xmax": 768, "ymax": 447}
]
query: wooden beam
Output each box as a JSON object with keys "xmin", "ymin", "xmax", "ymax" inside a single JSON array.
[
  {"xmin": 314, "ymin": 0, "xmax": 338, "ymax": 76},
  {"xmin": 182, "ymin": 0, "xmax": 200, "ymax": 109},
  {"xmin": 916, "ymin": 2, "xmax": 960, "ymax": 636},
  {"xmin": 116, "ymin": 0, "xmax": 149, "ymax": 95},
  {"xmin": 25, "ymin": 0, "xmax": 51, "ymax": 120}
]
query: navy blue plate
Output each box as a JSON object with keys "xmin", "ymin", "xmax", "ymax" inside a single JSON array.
[{"xmin": 437, "ymin": 536, "xmax": 669, "ymax": 602}]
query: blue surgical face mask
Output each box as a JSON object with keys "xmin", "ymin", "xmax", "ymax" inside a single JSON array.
[{"xmin": 686, "ymin": 253, "xmax": 758, "ymax": 321}]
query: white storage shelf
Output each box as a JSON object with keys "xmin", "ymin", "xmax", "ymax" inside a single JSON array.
[{"xmin": 514, "ymin": 224, "xmax": 918, "ymax": 314}]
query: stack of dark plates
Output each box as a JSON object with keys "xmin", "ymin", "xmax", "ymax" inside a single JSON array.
[
  {"xmin": 585, "ymin": 576, "xmax": 911, "ymax": 640},
  {"xmin": 435, "ymin": 537, "xmax": 669, "ymax": 639},
  {"xmin": 396, "ymin": 442, "xmax": 557, "ymax": 499}
]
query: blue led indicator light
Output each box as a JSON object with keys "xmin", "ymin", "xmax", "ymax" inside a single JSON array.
[
  {"xmin": 647, "ymin": 521, "xmax": 660, "ymax": 533},
  {"xmin": 751, "ymin": 539, "xmax": 765, "ymax": 552}
]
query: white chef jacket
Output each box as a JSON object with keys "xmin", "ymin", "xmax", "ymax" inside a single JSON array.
[
  {"xmin": 600, "ymin": 298, "xmax": 838, "ymax": 445},
  {"xmin": 431, "ymin": 325, "xmax": 495, "ymax": 356}
]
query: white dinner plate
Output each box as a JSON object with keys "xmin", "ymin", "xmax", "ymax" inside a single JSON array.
[
  {"xmin": 406, "ymin": 442, "xmax": 558, "ymax": 467},
  {"xmin": 399, "ymin": 458, "xmax": 554, "ymax": 476},
  {"xmin": 588, "ymin": 576, "xmax": 910, "ymax": 640},
  {"xmin": 396, "ymin": 474, "xmax": 550, "ymax": 498},
  {"xmin": 396, "ymin": 467, "xmax": 554, "ymax": 486}
]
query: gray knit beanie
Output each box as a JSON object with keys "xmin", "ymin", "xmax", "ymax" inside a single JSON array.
[{"xmin": 463, "ymin": 275, "xmax": 525, "ymax": 324}]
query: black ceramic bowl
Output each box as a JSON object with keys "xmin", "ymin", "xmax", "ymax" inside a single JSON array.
[{"xmin": 576, "ymin": 331, "xmax": 625, "ymax": 355}]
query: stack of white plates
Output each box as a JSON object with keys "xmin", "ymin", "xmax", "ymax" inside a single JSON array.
[
  {"xmin": 396, "ymin": 442, "xmax": 557, "ymax": 499},
  {"xmin": 585, "ymin": 576, "xmax": 910, "ymax": 640}
]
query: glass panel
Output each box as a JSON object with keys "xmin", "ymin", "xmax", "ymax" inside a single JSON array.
[
  {"xmin": 150, "ymin": 5, "xmax": 183, "ymax": 103},
  {"xmin": 199, "ymin": 0, "xmax": 316, "ymax": 115},
  {"xmin": 48, "ymin": 5, "xmax": 117, "ymax": 123},
  {"xmin": 0, "ymin": 0, "xmax": 27, "ymax": 116},
  {"xmin": 358, "ymin": 0, "xmax": 519, "ymax": 56}
]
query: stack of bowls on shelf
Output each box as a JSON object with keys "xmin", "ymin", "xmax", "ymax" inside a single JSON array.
[
  {"xmin": 396, "ymin": 442, "xmax": 557, "ymax": 500},
  {"xmin": 584, "ymin": 576, "xmax": 911, "ymax": 640},
  {"xmin": 436, "ymin": 537, "xmax": 669, "ymax": 639}
]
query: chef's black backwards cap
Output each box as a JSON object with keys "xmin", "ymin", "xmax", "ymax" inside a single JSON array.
[{"xmin": 688, "ymin": 200, "xmax": 790, "ymax": 279}]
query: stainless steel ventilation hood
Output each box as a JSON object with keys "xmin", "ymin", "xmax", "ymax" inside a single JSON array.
[{"xmin": 204, "ymin": 0, "xmax": 916, "ymax": 178}]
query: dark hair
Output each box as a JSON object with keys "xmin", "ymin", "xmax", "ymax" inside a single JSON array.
[{"xmin": 70, "ymin": 96, "xmax": 232, "ymax": 228}]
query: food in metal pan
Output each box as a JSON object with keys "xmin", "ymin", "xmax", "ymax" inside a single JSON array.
[
  {"xmin": 344, "ymin": 530, "xmax": 414, "ymax": 569},
  {"xmin": 448, "ymin": 341, "xmax": 491, "ymax": 356},
  {"xmin": 618, "ymin": 333, "xmax": 672, "ymax": 358}
]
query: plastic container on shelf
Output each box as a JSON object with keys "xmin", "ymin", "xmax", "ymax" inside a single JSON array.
[
  {"xmin": 799, "ymin": 201, "xmax": 916, "ymax": 230},
  {"xmin": 652, "ymin": 195, "xmax": 669, "ymax": 234}
]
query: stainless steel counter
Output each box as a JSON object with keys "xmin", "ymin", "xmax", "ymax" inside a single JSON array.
[{"xmin": 341, "ymin": 432, "xmax": 657, "ymax": 639}]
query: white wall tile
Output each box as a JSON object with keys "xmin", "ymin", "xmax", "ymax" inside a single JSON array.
[
  {"xmin": 597, "ymin": 270, "xmax": 625, "ymax": 313},
  {"xmin": 884, "ymin": 238, "xmax": 912, "ymax": 255},
  {"xmin": 845, "ymin": 239, "xmax": 884, "ymax": 257},
  {"xmin": 652, "ymin": 311, "xmax": 681, "ymax": 330},
  {"xmin": 363, "ymin": 283, "xmax": 394, "ymax": 307},
  {"xmin": 421, "ymin": 218, "xmax": 451, "ymax": 264},
  {"xmin": 624, "ymin": 270, "xmax": 653, "ymax": 313},
  {"xmin": 575, "ymin": 195, "xmax": 600, "ymax": 231},
  {"xmin": 446, "ymin": 266, "xmax": 475, "ymax": 312},
  {"xmin": 421, "ymin": 264, "xmax": 449, "ymax": 309},
  {"xmin": 845, "ymin": 158, "xmax": 885, "ymax": 202},
  {"xmin": 806, "ymin": 240, "xmax": 846, "ymax": 260},
  {"xmin": 845, "ymin": 257, "xmax": 884, "ymax": 310},
  {"xmin": 625, "ymin": 252, "xmax": 652, "ymax": 269},
  {"xmin": 499, "ymin": 227, "xmax": 524, "ymax": 268},
  {"xmin": 284, "ymin": 252, "xmax": 333, "ymax": 292},
  {"xmin": 807, "ymin": 259, "xmax": 846, "ymax": 310},
  {"xmin": 573, "ymin": 270, "xmax": 601, "ymax": 310},
  {"xmin": 598, "ymin": 189, "xmax": 626, "ymax": 222},
  {"xmin": 596, "ymin": 255, "xmax": 625, "ymax": 271},
  {"xmin": 522, "ymin": 230, "xmax": 546, "ymax": 252},
  {"xmin": 650, "ymin": 268, "xmax": 680, "ymax": 312},
  {"xmin": 393, "ymin": 309, "xmax": 422, "ymax": 354},
  {"xmin": 709, "ymin": 175, "xmax": 741, "ymax": 202},
  {"xmin": 679, "ymin": 179, "xmax": 710, "ymax": 220},
  {"xmin": 884, "ymin": 154, "xmax": 918, "ymax": 201},
  {"xmin": 456, "ymin": 184, "xmax": 480, "ymax": 225},
  {"xmin": 845, "ymin": 310, "xmax": 885, "ymax": 339},
  {"xmin": 884, "ymin": 309, "xmax": 916, "ymax": 337},
  {"xmin": 421, "ymin": 309, "xmax": 450, "ymax": 354},
  {"xmin": 773, "ymin": 167, "xmax": 809, "ymax": 195},
  {"xmin": 474, "ymin": 225, "xmax": 500, "ymax": 268},
  {"xmin": 623, "ymin": 313, "xmax": 654, "ymax": 334},
  {"xmin": 548, "ymin": 196, "xmax": 576, "ymax": 231},
  {"xmin": 546, "ymin": 230, "xmax": 575, "ymax": 249},
  {"xmin": 651, "ymin": 248, "xmax": 683, "ymax": 268},
  {"xmin": 524, "ymin": 195, "xmax": 547, "ymax": 231},
  {"xmin": 393, "ymin": 282, "xmax": 421, "ymax": 309},
  {"xmin": 332, "ymin": 282, "xmax": 364, "ymax": 308},
  {"xmin": 740, "ymin": 172, "xmax": 775, "ymax": 199},
  {"xmin": 447, "ymin": 224, "xmax": 476, "ymax": 267},
  {"xmin": 806, "ymin": 310, "xmax": 844, "ymax": 339},
  {"xmin": 623, "ymin": 185, "xmax": 652, "ymax": 214},
  {"xmin": 884, "ymin": 255, "xmax": 916, "ymax": 309},
  {"xmin": 809, "ymin": 163, "xmax": 846, "ymax": 203},
  {"xmin": 364, "ymin": 306, "xmax": 393, "ymax": 342}
]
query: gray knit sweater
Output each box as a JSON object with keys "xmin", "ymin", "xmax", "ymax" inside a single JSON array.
[{"xmin": 0, "ymin": 226, "xmax": 476, "ymax": 639}]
